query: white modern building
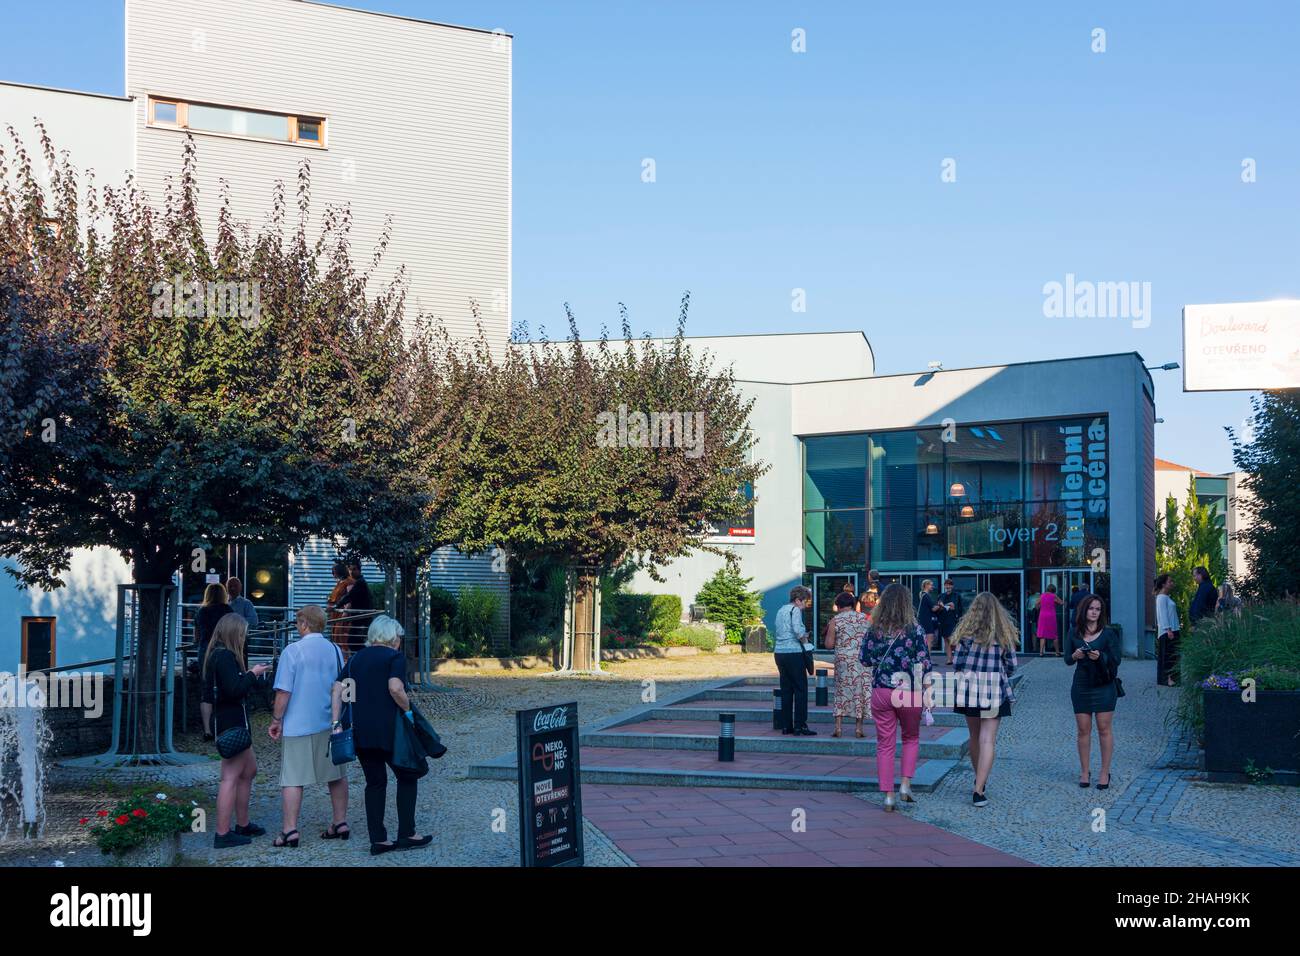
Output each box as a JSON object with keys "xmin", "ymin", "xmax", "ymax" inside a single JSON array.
[
  {"xmin": 623, "ymin": 333, "xmax": 1158, "ymax": 657},
  {"xmin": 1, "ymin": 0, "xmax": 512, "ymax": 671}
]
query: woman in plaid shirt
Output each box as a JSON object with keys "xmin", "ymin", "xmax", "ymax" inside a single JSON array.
[{"xmin": 947, "ymin": 592, "xmax": 1018, "ymax": 808}]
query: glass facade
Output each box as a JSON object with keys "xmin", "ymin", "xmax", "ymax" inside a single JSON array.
[{"xmin": 802, "ymin": 416, "xmax": 1111, "ymax": 649}]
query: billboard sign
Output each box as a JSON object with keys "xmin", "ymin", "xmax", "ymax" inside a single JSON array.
[{"xmin": 1182, "ymin": 301, "xmax": 1300, "ymax": 392}]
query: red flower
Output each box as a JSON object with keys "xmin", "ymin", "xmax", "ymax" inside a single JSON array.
[
  {"xmin": 79, "ymin": 818, "xmax": 90, "ymax": 825},
  {"xmin": 131, "ymin": 809, "xmax": 148, "ymax": 819},
  {"xmin": 96, "ymin": 809, "xmax": 109, "ymax": 817}
]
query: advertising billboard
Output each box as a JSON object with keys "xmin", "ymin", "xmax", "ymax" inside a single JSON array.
[{"xmin": 1182, "ymin": 301, "xmax": 1300, "ymax": 392}]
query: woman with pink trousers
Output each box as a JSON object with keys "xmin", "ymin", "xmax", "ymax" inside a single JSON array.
[{"xmin": 859, "ymin": 583, "xmax": 933, "ymax": 811}]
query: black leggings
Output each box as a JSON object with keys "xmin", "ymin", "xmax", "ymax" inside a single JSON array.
[
  {"xmin": 774, "ymin": 652, "xmax": 809, "ymax": 730},
  {"xmin": 357, "ymin": 747, "xmax": 421, "ymax": 844}
]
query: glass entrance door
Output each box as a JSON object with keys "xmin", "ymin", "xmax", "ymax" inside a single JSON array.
[
  {"xmin": 1029, "ymin": 568, "xmax": 1092, "ymax": 653},
  {"xmin": 813, "ymin": 573, "xmax": 858, "ymax": 646}
]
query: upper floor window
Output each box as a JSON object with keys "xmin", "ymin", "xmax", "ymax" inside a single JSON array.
[{"xmin": 148, "ymin": 96, "xmax": 325, "ymax": 148}]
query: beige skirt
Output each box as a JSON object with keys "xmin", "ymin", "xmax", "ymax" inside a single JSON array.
[{"xmin": 280, "ymin": 727, "xmax": 346, "ymax": 787}]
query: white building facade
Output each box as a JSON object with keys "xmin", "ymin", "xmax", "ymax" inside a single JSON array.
[
  {"xmin": 1, "ymin": 0, "xmax": 512, "ymax": 671},
  {"xmin": 625, "ymin": 334, "xmax": 1158, "ymax": 657}
]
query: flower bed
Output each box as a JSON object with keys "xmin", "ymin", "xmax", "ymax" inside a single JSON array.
[{"xmin": 84, "ymin": 791, "xmax": 194, "ymax": 861}]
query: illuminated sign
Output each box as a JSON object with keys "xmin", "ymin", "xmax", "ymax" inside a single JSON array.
[{"xmin": 1182, "ymin": 301, "xmax": 1300, "ymax": 392}]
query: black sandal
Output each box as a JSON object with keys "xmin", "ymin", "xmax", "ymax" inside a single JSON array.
[
  {"xmin": 272, "ymin": 829, "xmax": 300, "ymax": 848},
  {"xmin": 322, "ymin": 822, "xmax": 351, "ymax": 840}
]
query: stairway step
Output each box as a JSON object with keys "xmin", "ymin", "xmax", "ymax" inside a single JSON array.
[
  {"xmin": 467, "ymin": 746, "xmax": 957, "ymax": 793},
  {"xmin": 586, "ymin": 719, "xmax": 968, "ymax": 759},
  {"xmin": 659, "ymin": 699, "xmax": 967, "ymax": 727}
]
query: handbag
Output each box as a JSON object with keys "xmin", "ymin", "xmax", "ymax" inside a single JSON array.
[
  {"xmin": 792, "ymin": 606, "xmax": 815, "ymax": 675},
  {"xmin": 216, "ymin": 725, "xmax": 251, "ymax": 759},
  {"xmin": 328, "ymin": 646, "xmax": 356, "ymax": 766}
]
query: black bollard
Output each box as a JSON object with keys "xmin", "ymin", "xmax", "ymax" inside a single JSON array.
[
  {"xmin": 772, "ymin": 688, "xmax": 783, "ymax": 730},
  {"xmin": 718, "ymin": 713, "xmax": 736, "ymax": 761},
  {"xmin": 815, "ymin": 669, "xmax": 829, "ymax": 707}
]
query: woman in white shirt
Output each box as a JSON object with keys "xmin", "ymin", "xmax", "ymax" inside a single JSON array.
[{"xmin": 1154, "ymin": 574, "xmax": 1180, "ymax": 687}]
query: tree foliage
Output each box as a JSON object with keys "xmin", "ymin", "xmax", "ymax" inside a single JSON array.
[
  {"xmin": 1228, "ymin": 390, "xmax": 1300, "ymax": 599},
  {"xmin": 1155, "ymin": 475, "xmax": 1229, "ymax": 616}
]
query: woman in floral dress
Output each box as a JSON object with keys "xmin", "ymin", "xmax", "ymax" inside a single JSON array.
[{"xmin": 823, "ymin": 592, "xmax": 871, "ymax": 737}]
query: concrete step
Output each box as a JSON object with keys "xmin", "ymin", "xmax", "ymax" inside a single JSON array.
[
  {"xmin": 656, "ymin": 698, "xmax": 968, "ymax": 727},
  {"xmin": 585, "ymin": 718, "xmax": 969, "ymax": 759},
  {"xmin": 467, "ymin": 745, "xmax": 957, "ymax": 793}
]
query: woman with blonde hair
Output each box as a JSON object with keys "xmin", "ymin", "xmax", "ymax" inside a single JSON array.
[
  {"xmin": 947, "ymin": 592, "xmax": 1018, "ymax": 807},
  {"xmin": 195, "ymin": 582, "xmax": 233, "ymax": 742},
  {"xmin": 859, "ymin": 583, "xmax": 932, "ymax": 811},
  {"xmin": 203, "ymin": 613, "xmax": 271, "ymax": 847}
]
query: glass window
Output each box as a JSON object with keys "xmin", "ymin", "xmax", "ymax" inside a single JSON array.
[
  {"xmin": 946, "ymin": 423, "xmax": 1022, "ymax": 504},
  {"xmin": 1024, "ymin": 500, "xmax": 1108, "ymax": 567},
  {"xmin": 187, "ymin": 103, "xmax": 291, "ymax": 141},
  {"xmin": 869, "ymin": 429, "xmax": 944, "ymax": 512},
  {"xmin": 803, "ymin": 435, "xmax": 867, "ymax": 510},
  {"xmin": 1024, "ymin": 417, "xmax": 1109, "ymax": 502},
  {"xmin": 803, "ymin": 510, "xmax": 866, "ymax": 572},
  {"xmin": 868, "ymin": 508, "xmax": 946, "ymax": 570},
  {"xmin": 945, "ymin": 501, "xmax": 1023, "ymax": 568},
  {"xmin": 297, "ymin": 118, "xmax": 322, "ymax": 142},
  {"xmin": 152, "ymin": 100, "xmax": 178, "ymax": 124}
]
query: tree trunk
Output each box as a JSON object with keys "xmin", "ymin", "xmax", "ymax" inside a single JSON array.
[
  {"xmin": 130, "ymin": 560, "xmax": 175, "ymax": 757},
  {"xmin": 564, "ymin": 567, "xmax": 601, "ymax": 671}
]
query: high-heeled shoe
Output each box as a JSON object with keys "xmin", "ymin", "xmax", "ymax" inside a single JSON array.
[
  {"xmin": 272, "ymin": 829, "xmax": 300, "ymax": 848},
  {"xmin": 1097, "ymin": 774, "xmax": 1112, "ymax": 790},
  {"xmin": 899, "ymin": 781, "xmax": 915, "ymax": 803},
  {"xmin": 1079, "ymin": 776, "xmax": 1091, "ymax": 788},
  {"xmin": 883, "ymin": 792, "xmax": 897, "ymax": 812},
  {"xmin": 322, "ymin": 822, "xmax": 351, "ymax": 840}
]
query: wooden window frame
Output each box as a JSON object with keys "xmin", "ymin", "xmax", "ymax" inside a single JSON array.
[
  {"xmin": 147, "ymin": 96, "xmax": 324, "ymax": 149},
  {"xmin": 20, "ymin": 616, "xmax": 56, "ymax": 673}
]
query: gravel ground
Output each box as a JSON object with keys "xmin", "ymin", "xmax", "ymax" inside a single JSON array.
[
  {"xmin": 6, "ymin": 654, "xmax": 772, "ymax": 867},
  {"xmin": 868, "ymin": 656, "xmax": 1300, "ymax": 866},
  {"xmin": 7, "ymin": 652, "xmax": 1295, "ymax": 867}
]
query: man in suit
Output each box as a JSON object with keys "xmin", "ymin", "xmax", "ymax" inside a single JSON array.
[
  {"xmin": 935, "ymin": 578, "xmax": 964, "ymax": 665},
  {"xmin": 918, "ymin": 579, "xmax": 940, "ymax": 656},
  {"xmin": 1189, "ymin": 566, "xmax": 1219, "ymax": 623}
]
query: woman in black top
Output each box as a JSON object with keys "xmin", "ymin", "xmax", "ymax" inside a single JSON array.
[
  {"xmin": 1065, "ymin": 594, "xmax": 1121, "ymax": 789},
  {"xmin": 203, "ymin": 614, "xmax": 270, "ymax": 848},
  {"xmin": 195, "ymin": 583, "xmax": 234, "ymax": 741},
  {"xmin": 333, "ymin": 614, "xmax": 432, "ymax": 855}
]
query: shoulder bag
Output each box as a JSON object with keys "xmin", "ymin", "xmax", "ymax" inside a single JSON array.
[
  {"xmin": 213, "ymin": 651, "xmax": 253, "ymax": 759},
  {"xmin": 329, "ymin": 646, "xmax": 357, "ymax": 766},
  {"xmin": 792, "ymin": 606, "xmax": 815, "ymax": 675}
]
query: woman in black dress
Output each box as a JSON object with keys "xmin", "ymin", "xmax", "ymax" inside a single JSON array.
[
  {"xmin": 203, "ymin": 614, "xmax": 270, "ymax": 847},
  {"xmin": 1066, "ymin": 593, "xmax": 1121, "ymax": 789}
]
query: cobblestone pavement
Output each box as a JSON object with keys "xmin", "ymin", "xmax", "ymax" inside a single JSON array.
[
  {"xmin": 14, "ymin": 654, "xmax": 774, "ymax": 867},
  {"xmin": 9, "ymin": 652, "xmax": 1296, "ymax": 867},
  {"xmin": 880, "ymin": 657, "xmax": 1300, "ymax": 867}
]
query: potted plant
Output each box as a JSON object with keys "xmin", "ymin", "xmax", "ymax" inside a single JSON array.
[{"xmin": 83, "ymin": 791, "xmax": 194, "ymax": 865}]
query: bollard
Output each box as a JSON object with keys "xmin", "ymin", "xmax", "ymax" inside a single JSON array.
[
  {"xmin": 772, "ymin": 688, "xmax": 783, "ymax": 730},
  {"xmin": 718, "ymin": 713, "xmax": 736, "ymax": 761},
  {"xmin": 815, "ymin": 669, "xmax": 829, "ymax": 708}
]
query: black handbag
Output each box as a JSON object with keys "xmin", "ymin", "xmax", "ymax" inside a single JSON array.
[
  {"xmin": 791, "ymin": 606, "xmax": 815, "ymax": 675},
  {"xmin": 216, "ymin": 726, "xmax": 251, "ymax": 759}
]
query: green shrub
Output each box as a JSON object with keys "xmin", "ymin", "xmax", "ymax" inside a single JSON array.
[
  {"xmin": 512, "ymin": 632, "xmax": 558, "ymax": 659},
  {"xmin": 450, "ymin": 586, "xmax": 501, "ymax": 658},
  {"xmin": 660, "ymin": 625, "xmax": 720, "ymax": 651},
  {"xmin": 428, "ymin": 587, "xmax": 458, "ymax": 636},
  {"xmin": 649, "ymin": 594, "xmax": 683, "ymax": 637},
  {"xmin": 695, "ymin": 566, "xmax": 764, "ymax": 643},
  {"xmin": 606, "ymin": 593, "xmax": 654, "ymax": 638},
  {"xmin": 1175, "ymin": 600, "xmax": 1300, "ymax": 736}
]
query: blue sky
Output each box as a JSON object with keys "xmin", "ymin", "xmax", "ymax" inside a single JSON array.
[{"xmin": 4, "ymin": 0, "xmax": 1297, "ymax": 474}]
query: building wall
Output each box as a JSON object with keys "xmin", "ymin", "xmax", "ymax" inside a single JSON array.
[
  {"xmin": 125, "ymin": 0, "xmax": 511, "ymax": 343},
  {"xmin": 630, "ymin": 353, "xmax": 1154, "ymax": 656},
  {"xmin": 1154, "ymin": 465, "xmax": 1252, "ymax": 583}
]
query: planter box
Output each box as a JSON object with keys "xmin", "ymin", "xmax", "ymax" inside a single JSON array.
[
  {"xmin": 1203, "ymin": 689, "xmax": 1300, "ymax": 785},
  {"xmin": 110, "ymin": 832, "xmax": 182, "ymax": 867}
]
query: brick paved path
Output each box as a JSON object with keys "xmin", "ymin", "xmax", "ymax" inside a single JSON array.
[{"xmin": 581, "ymin": 785, "xmax": 1033, "ymax": 867}]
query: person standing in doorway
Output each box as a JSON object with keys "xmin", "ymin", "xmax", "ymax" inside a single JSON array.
[
  {"xmin": 824, "ymin": 592, "xmax": 870, "ymax": 738},
  {"xmin": 1155, "ymin": 574, "xmax": 1181, "ymax": 687},
  {"xmin": 1067, "ymin": 594, "xmax": 1121, "ymax": 789},
  {"xmin": 935, "ymin": 579, "xmax": 963, "ymax": 666},
  {"xmin": 1036, "ymin": 584, "xmax": 1061, "ymax": 656},
  {"xmin": 268, "ymin": 605, "xmax": 350, "ymax": 848},
  {"xmin": 861, "ymin": 583, "xmax": 932, "ymax": 811},
  {"xmin": 1067, "ymin": 584, "xmax": 1087, "ymax": 634},
  {"xmin": 772, "ymin": 586, "xmax": 816, "ymax": 736},
  {"xmin": 226, "ymin": 577, "xmax": 259, "ymax": 633},
  {"xmin": 948, "ymin": 592, "xmax": 1017, "ymax": 807},
  {"xmin": 1189, "ymin": 567, "xmax": 1218, "ymax": 623},
  {"xmin": 860, "ymin": 570, "xmax": 882, "ymax": 613},
  {"xmin": 917, "ymin": 579, "xmax": 939, "ymax": 656}
]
